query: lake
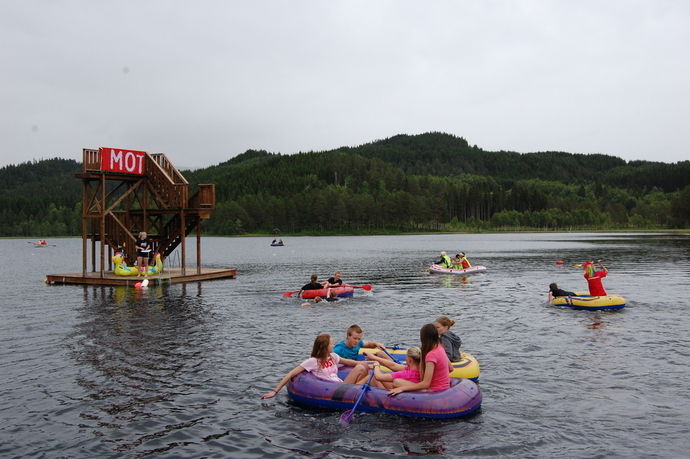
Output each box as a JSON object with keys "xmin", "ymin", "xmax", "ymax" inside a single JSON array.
[{"xmin": 1, "ymin": 233, "xmax": 689, "ymax": 458}]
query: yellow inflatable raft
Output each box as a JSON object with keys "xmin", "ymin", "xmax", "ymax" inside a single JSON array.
[
  {"xmin": 360, "ymin": 347, "xmax": 480, "ymax": 381},
  {"xmin": 549, "ymin": 292, "xmax": 626, "ymax": 311}
]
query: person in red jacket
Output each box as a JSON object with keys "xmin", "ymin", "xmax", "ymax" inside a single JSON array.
[{"xmin": 583, "ymin": 260, "xmax": 608, "ymax": 296}]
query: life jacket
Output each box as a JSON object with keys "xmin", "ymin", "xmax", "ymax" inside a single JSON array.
[
  {"xmin": 441, "ymin": 255, "xmax": 452, "ymax": 267},
  {"xmin": 460, "ymin": 257, "xmax": 471, "ymax": 268}
]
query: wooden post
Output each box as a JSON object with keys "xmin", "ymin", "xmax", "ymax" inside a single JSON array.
[
  {"xmin": 82, "ymin": 180, "xmax": 87, "ymax": 276},
  {"xmin": 143, "ymin": 185, "xmax": 148, "ymax": 234},
  {"xmin": 180, "ymin": 210, "xmax": 186, "ymax": 275},
  {"xmin": 196, "ymin": 218, "xmax": 201, "ymax": 274},
  {"xmin": 100, "ymin": 174, "xmax": 106, "ymax": 277},
  {"xmin": 91, "ymin": 220, "xmax": 96, "ymax": 273}
]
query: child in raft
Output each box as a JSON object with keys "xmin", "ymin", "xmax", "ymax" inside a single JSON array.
[
  {"xmin": 363, "ymin": 346, "xmax": 422, "ymax": 390},
  {"xmin": 260, "ymin": 334, "xmax": 370, "ymax": 399},
  {"xmin": 434, "ymin": 316, "xmax": 462, "ymax": 362},
  {"xmin": 452, "ymin": 252, "xmax": 471, "ymax": 269},
  {"xmin": 387, "ymin": 324, "xmax": 451, "ymax": 396}
]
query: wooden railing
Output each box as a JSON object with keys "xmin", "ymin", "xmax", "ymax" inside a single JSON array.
[
  {"xmin": 145, "ymin": 154, "xmax": 188, "ymax": 208},
  {"xmin": 156, "ymin": 212, "xmax": 201, "ymax": 258},
  {"xmin": 105, "ymin": 211, "xmax": 138, "ymax": 252},
  {"xmin": 83, "ymin": 149, "xmax": 100, "ymax": 171},
  {"xmin": 150, "ymin": 153, "xmax": 188, "ymax": 185},
  {"xmin": 189, "ymin": 184, "xmax": 215, "ymax": 208}
]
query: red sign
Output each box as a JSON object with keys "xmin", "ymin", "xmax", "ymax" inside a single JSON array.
[{"xmin": 99, "ymin": 147, "xmax": 146, "ymax": 175}]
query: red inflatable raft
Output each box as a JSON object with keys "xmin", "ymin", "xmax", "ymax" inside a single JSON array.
[{"xmin": 300, "ymin": 286, "xmax": 354, "ymax": 299}]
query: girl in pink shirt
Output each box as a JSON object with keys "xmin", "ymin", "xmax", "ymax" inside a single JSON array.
[
  {"xmin": 260, "ymin": 334, "xmax": 370, "ymax": 399},
  {"xmin": 388, "ymin": 324, "xmax": 452, "ymax": 396},
  {"xmin": 365, "ymin": 346, "xmax": 422, "ymax": 390}
]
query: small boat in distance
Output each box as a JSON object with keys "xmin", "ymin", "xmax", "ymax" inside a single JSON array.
[{"xmin": 270, "ymin": 238, "xmax": 285, "ymax": 247}]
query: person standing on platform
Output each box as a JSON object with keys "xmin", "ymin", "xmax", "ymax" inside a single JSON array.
[{"xmin": 135, "ymin": 231, "xmax": 152, "ymax": 276}]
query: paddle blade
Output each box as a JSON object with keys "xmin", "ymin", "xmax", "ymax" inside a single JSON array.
[
  {"xmin": 339, "ymin": 409, "xmax": 354, "ymax": 425},
  {"xmin": 361, "ymin": 285, "xmax": 372, "ymax": 291},
  {"xmin": 282, "ymin": 291, "xmax": 296, "ymax": 297}
]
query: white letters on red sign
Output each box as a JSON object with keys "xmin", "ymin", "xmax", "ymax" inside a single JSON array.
[{"xmin": 100, "ymin": 147, "xmax": 146, "ymax": 175}]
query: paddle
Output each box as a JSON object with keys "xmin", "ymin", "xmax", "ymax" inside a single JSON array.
[
  {"xmin": 571, "ymin": 260, "xmax": 605, "ymax": 269},
  {"xmin": 345, "ymin": 284, "xmax": 373, "ymax": 291},
  {"xmin": 339, "ymin": 370, "xmax": 375, "ymax": 425},
  {"xmin": 282, "ymin": 290, "xmax": 300, "ymax": 297},
  {"xmin": 382, "ymin": 347, "xmax": 399, "ymax": 362}
]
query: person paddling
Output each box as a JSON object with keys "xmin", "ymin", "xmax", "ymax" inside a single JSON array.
[
  {"xmin": 324, "ymin": 271, "xmax": 344, "ymax": 287},
  {"xmin": 298, "ymin": 274, "xmax": 324, "ymax": 298},
  {"xmin": 583, "ymin": 260, "xmax": 608, "ymax": 296},
  {"xmin": 334, "ymin": 324, "xmax": 391, "ymax": 361},
  {"xmin": 364, "ymin": 347, "xmax": 422, "ymax": 390}
]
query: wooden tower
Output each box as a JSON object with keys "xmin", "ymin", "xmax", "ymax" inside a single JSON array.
[{"xmin": 77, "ymin": 147, "xmax": 215, "ymax": 277}]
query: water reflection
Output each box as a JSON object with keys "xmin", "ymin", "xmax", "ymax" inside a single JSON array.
[
  {"xmin": 587, "ymin": 313, "xmax": 607, "ymax": 330},
  {"xmin": 432, "ymin": 274, "xmax": 473, "ymax": 289},
  {"xmin": 66, "ymin": 285, "xmax": 217, "ymax": 455}
]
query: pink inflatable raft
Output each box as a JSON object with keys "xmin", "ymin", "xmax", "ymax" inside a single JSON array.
[{"xmin": 427, "ymin": 264, "xmax": 487, "ymax": 275}]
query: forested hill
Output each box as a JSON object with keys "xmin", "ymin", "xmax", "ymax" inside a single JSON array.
[
  {"xmin": 335, "ymin": 133, "xmax": 688, "ymax": 192},
  {"xmin": 2, "ymin": 133, "xmax": 689, "ymax": 237},
  {"xmin": 0, "ymin": 158, "xmax": 81, "ymax": 236},
  {"xmin": 190, "ymin": 132, "xmax": 689, "ymax": 193}
]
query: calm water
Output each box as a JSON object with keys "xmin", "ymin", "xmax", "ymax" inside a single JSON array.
[{"xmin": 1, "ymin": 233, "xmax": 689, "ymax": 458}]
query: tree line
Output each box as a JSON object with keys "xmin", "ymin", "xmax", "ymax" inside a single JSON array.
[{"xmin": 1, "ymin": 133, "xmax": 689, "ymax": 237}]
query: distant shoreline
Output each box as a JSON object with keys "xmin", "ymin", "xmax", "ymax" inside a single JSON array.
[{"xmin": 6, "ymin": 228, "xmax": 688, "ymax": 240}]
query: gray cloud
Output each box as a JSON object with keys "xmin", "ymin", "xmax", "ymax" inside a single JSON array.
[{"xmin": 2, "ymin": 0, "xmax": 688, "ymax": 169}]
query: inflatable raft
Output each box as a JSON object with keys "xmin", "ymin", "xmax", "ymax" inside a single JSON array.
[
  {"xmin": 301, "ymin": 286, "xmax": 354, "ymax": 299},
  {"xmin": 112, "ymin": 252, "xmax": 163, "ymax": 276},
  {"xmin": 428, "ymin": 264, "xmax": 487, "ymax": 275},
  {"xmin": 286, "ymin": 367, "xmax": 482, "ymax": 419},
  {"xmin": 549, "ymin": 292, "xmax": 626, "ymax": 311},
  {"xmin": 359, "ymin": 347, "xmax": 480, "ymax": 381}
]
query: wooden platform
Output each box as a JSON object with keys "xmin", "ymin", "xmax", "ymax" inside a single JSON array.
[{"xmin": 46, "ymin": 267, "xmax": 236, "ymax": 286}]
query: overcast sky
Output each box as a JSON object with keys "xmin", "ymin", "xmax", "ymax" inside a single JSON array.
[{"xmin": 2, "ymin": 1, "xmax": 688, "ymax": 169}]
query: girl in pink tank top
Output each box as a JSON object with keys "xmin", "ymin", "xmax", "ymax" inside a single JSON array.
[{"xmin": 387, "ymin": 324, "xmax": 452, "ymax": 396}]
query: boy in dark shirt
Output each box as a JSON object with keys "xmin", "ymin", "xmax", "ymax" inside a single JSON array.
[
  {"xmin": 549, "ymin": 282, "xmax": 576, "ymax": 298},
  {"xmin": 298, "ymin": 274, "xmax": 323, "ymax": 297}
]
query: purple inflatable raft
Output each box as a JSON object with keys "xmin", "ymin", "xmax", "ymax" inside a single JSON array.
[{"xmin": 286, "ymin": 368, "xmax": 482, "ymax": 419}]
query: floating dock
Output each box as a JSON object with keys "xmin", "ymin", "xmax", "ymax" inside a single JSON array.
[{"xmin": 46, "ymin": 267, "xmax": 236, "ymax": 286}]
